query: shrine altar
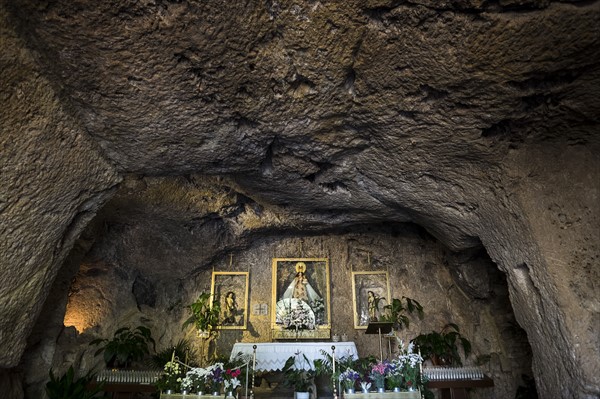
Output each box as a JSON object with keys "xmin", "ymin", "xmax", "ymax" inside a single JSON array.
[{"xmin": 230, "ymin": 341, "xmax": 359, "ymax": 371}]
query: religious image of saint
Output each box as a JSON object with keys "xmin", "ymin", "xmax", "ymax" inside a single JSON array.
[
  {"xmin": 368, "ymin": 290, "xmax": 379, "ymax": 322},
  {"xmin": 223, "ymin": 291, "xmax": 238, "ymax": 325},
  {"xmin": 275, "ymin": 262, "xmax": 323, "ymax": 327},
  {"xmin": 281, "ymin": 262, "xmax": 322, "ymax": 304}
]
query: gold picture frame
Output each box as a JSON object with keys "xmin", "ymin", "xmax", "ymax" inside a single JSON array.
[
  {"xmin": 271, "ymin": 258, "xmax": 331, "ymax": 340},
  {"xmin": 211, "ymin": 271, "xmax": 249, "ymax": 330},
  {"xmin": 351, "ymin": 271, "xmax": 391, "ymax": 329}
]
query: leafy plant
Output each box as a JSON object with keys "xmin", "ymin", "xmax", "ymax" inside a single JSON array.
[
  {"xmin": 183, "ymin": 292, "xmax": 221, "ymax": 334},
  {"xmin": 46, "ymin": 366, "xmax": 104, "ymax": 399},
  {"xmin": 282, "ymin": 354, "xmax": 316, "ymax": 392},
  {"xmin": 90, "ymin": 325, "xmax": 155, "ymax": 368},
  {"xmin": 411, "ymin": 323, "xmax": 471, "ymax": 366},
  {"xmin": 381, "ymin": 296, "xmax": 424, "ymax": 329},
  {"xmin": 150, "ymin": 338, "xmax": 199, "ymax": 369},
  {"xmin": 313, "ymin": 350, "xmax": 358, "ymax": 385}
]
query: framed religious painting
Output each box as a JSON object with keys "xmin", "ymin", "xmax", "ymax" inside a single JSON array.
[
  {"xmin": 211, "ymin": 271, "xmax": 249, "ymax": 330},
  {"xmin": 271, "ymin": 258, "xmax": 331, "ymax": 339},
  {"xmin": 351, "ymin": 271, "xmax": 391, "ymax": 329}
]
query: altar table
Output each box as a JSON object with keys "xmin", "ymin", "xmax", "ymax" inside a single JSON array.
[{"xmin": 230, "ymin": 342, "xmax": 359, "ymax": 371}]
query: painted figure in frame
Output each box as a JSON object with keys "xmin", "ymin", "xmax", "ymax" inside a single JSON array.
[{"xmin": 223, "ymin": 291, "xmax": 238, "ymax": 325}]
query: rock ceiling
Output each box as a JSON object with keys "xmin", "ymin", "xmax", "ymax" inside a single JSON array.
[
  {"xmin": 7, "ymin": 0, "xmax": 599, "ymax": 249},
  {"xmin": 1, "ymin": 1, "xmax": 599, "ymax": 397}
]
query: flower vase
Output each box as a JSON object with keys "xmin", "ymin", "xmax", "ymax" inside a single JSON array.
[
  {"xmin": 360, "ymin": 382, "xmax": 371, "ymax": 393},
  {"xmin": 212, "ymin": 391, "xmax": 220, "ymax": 396},
  {"xmin": 226, "ymin": 391, "xmax": 235, "ymax": 398},
  {"xmin": 377, "ymin": 387, "xmax": 385, "ymax": 393},
  {"xmin": 296, "ymin": 392, "xmax": 310, "ymax": 399},
  {"xmin": 346, "ymin": 387, "xmax": 355, "ymax": 394},
  {"xmin": 393, "ymin": 387, "xmax": 400, "ymax": 392},
  {"xmin": 165, "ymin": 390, "xmax": 174, "ymax": 395}
]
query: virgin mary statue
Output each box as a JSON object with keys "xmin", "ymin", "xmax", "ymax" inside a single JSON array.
[
  {"xmin": 275, "ymin": 262, "xmax": 323, "ymax": 327},
  {"xmin": 281, "ymin": 262, "xmax": 322, "ymax": 304}
]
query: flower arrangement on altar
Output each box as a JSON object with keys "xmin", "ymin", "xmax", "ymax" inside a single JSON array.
[
  {"xmin": 205, "ymin": 362, "xmax": 225, "ymax": 393},
  {"xmin": 397, "ymin": 340, "xmax": 424, "ymax": 391},
  {"xmin": 156, "ymin": 360, "xmax": 184, "ymax": 393},
  {"xmin": 280, "ymin": 304, "xmax": 316, "ymax": 330},
  {"xmin": 223, "ymin": 368, "xmax": 242, "ymax": 397},
  {"xmin": 387, "ymin": 359, "xmax": 404, "ymax": 390},
  {"xmin": 180, "ymin": 367, "xmax": 210, "ymax": 393},
  {"xmin": 370, "ymin": 360, "xmax": 391, "ymax": 390},
  {"xmin": 339, "ymin": 368, "xmax": 360, "ymax": 391}
]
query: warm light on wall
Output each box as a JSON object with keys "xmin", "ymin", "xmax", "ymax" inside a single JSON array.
[
  {"xmin": 63, "ymin": 302, "xmax": 90, "ymax": 333},
  {"xmin": 63, "ymin": 287, "xmax": 103, "ymax": 333},
  {"xmin": 63, "ymin": 262, "xmax": 110, "ymax": 333}
]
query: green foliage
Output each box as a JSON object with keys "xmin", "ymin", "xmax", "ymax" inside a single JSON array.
[
  {"xmin": 182, "ymin": 292, "xmax": 221, "ymax": 333},
  {"xmin": 90, "ymin": 325, "xmax": 155, "ymax": 368},
  {"xmin": 282, "ymin": 354, "xmax": 316, "ymax": 392},
  {"xmin": 150, "ymin": 339, "xmax": 199, "ymax": 369},
  {"xmin": 411, "ymin": 323, "xmax": 471, "ymax": 366},
  {"xmin": 381, "ymin": 296, "xmax": 424, "ymax": 329},
  {"xmin": 46, "ymin": 366, "xmax": 104, "ymax": 399},
  {"xmin": 313, "ymin": 350, "xmax": 360, "ymax": 383},
  {"xmin": 353, "ymin": 355, "xmax": 378, "ymax": 380}
]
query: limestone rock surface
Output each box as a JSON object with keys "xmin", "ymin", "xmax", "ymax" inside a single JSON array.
[{"xmin": 0, "ymin": 1, "xmax": 598, "ymax": 398}]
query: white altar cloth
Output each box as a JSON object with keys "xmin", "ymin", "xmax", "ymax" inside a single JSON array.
[{"xmin": 230, "ymin": 342, "xmax": 359, "ymax": 371}]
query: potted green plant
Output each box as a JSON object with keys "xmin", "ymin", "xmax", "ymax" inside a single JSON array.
[
  {"xmin": 90, "ymin": 325, "xmax": 155, "ymax": 368},
  {"xmin": 282, "ymin": 353, "xmax": 315, "ymax": 399},
  {"xmin": 313, "ymin": 351, "xmax": 361, "ymax": 396},
  {"xmin": 46, "ymin": 366, "xmax": 104, "ymax": 399},
  {"xmin": 381, "ymin": 296, "xmax": 424, "ymax": 329},
  {"xmin": 183, "ymin": 292, "xmax": 221, "ymax": 337},
  {"xmin": 411, "ymin": 323, "xmax": 472, "ymax": 366}
]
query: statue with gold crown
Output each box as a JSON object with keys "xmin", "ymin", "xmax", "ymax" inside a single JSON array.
[{"xmin": 275, "ymin": 262, "xmax": 324, "ymax": 329}]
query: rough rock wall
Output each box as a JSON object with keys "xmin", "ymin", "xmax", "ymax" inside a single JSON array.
[
  {"xmin": 0, "ymin": 3, "xmax": 121, "ymax": 373},
  {"xmin": 0, "ymin": 1, "xmax": 598, "ymax": 398},
  {"xmin": 23, "ymin": 177, "xmax": 530, "ymax": 399},
  {"xmin": 506, "ymin": 142, "xmax": 599, "ymax": 397}
]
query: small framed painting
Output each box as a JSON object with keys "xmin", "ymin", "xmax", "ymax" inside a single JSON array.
[
  {"xmin": 351, "ymin": 271, "xmax": 391, "ymax": 329},
  {"xmin": 271, "ymin": 258, "xmax": 331, "ymax": 339},
  {"xmin": 211, "ymin": 271, "xmax": 249, "ymax": 329}
]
